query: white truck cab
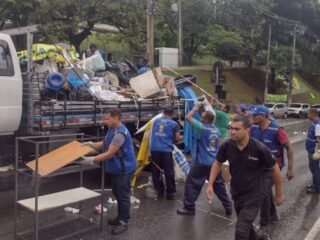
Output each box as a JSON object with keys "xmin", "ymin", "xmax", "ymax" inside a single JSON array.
[{"xmin": 0, "ymin": 33, "xmax": 22, "ymax": 135}]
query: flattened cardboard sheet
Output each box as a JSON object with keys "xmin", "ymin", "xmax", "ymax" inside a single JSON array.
[{"xmin": 26, "ymin": 140, "xmax": 93, "ymax": 176}]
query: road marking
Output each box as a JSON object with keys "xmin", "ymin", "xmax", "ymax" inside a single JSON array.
[{"xmin": 304, "ymin": 217, "xmax": 320, "ymax": 240}]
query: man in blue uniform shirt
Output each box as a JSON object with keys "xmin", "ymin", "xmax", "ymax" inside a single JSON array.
[
  {"xmin": 177, "ymin": 101, "xmax": 232, "ymax": 216},
  {"xmin": 305, "ymin": 108, "xmax": 320, "ymax": 194},
  {"xmin": 80, "ymin": 108, "xmax": 137, "ymax": 235},
  {"xmin": 251, "ymin": 105, "xmax": 294, "ymax": 229},
  {"xmin": 150, "ymin": 105, "xmax": 182, "ymax": 200}
]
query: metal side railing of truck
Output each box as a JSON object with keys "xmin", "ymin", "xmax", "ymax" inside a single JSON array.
[{"xmin": 20, "ymin": 73, "xmax": 186, "ymax": 135}]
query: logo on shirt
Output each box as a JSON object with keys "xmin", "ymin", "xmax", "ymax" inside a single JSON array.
[
  {"xmin": 209, "ymin": 135, "xmax": 217, "ymax": 149},
  {"xmin": 248, "ymin": 155, "xmax": 259, "ymax": 161},
  {"xmin": 158, "ymin": 124, "xmax": 165, "ymax": 132}
]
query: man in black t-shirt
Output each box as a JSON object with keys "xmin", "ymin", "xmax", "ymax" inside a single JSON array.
[{"xmin": 206, "ymin": 115, "xmax": 284, "ymax": 240}]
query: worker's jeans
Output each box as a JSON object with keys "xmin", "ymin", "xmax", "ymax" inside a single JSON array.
[
  {"xmin": 308, "ymin": 153, "xmax": 320, "ymax": 190},
  {"xmin": 183, "ymin": 163, "xmax": 232, "ymax": 213},
  {"xmin": 110, "ymin": 172, "xmax": 134, "ymax": 223},
  {"xmin": 234, "ymin": 196, "xmax": 265, "ymax": 240},
  {"xmin": 151, "ymin": 151, "xmax": 176, "ymax": 198}
]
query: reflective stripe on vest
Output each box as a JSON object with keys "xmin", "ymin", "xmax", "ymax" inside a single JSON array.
[{"xmin": 251, "ymin": 120, "xmax": 283, "ymax": 166}]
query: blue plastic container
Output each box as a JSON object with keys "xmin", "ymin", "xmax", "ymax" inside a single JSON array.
[{"xmin": 45, "ymin": 72, "xmax": 65, "ymax": 92}]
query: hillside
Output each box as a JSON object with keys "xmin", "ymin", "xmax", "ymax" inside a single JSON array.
[{"xmin": 171, "ymin": 67, "xmax": 320, "ymax": 104}]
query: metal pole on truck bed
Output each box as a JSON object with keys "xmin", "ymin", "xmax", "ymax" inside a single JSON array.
[{"xmin": 164, "ymin": 66, "xmax": 223, "ymax": 105}]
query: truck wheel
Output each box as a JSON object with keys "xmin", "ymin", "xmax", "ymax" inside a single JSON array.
[{"xmin": 298, "ymin": 112, "xmax": 304, "ymax": 118}]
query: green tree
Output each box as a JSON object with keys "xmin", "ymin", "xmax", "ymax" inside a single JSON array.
[
  {"xmin": 207, "ymin": 25, "xmax": 244, "ymax": 66},
  {"xmin": 0, "ymin": 0, "xmax": 41, "ymax": 29},
  {"xmin": 34, "ymin": 0, "xmax": 118, "ymax": 52}
]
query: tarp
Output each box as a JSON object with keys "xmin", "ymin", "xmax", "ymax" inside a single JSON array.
[{"xmin": 178, "ymin": 87, "xmax": 200, "ymax": 160}]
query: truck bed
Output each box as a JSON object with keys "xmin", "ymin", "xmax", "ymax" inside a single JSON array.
[{"xmin": 20, "ymin": 73, "xmax": 185, "ymax": 135}]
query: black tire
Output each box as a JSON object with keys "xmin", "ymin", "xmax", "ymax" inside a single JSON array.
[{"xmin": 298, "ymin": 112, "xmax": 304, "ymax": 118}]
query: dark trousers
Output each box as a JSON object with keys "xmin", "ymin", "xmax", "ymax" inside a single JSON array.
[
  {"xmin": 111, "ymin": 172, "xmax": 134, "ymax": 223},
  {"xmin": 183, "ymin": 163, "xmax": 232, "ymax": 213},
  {"xmin": 151, "ymin": 151, "xmax": 176, "ymax": 197},
  {"xmin": 308, "ymin": 153, "xmax": 320, "ymax": 190},
  {"xmin": 260, "ymin": 172, "xmax": 278, "ymax": 225},
  {"xmin": 234, "ymin": 196, "xmax": 265, "ymax": 240}
]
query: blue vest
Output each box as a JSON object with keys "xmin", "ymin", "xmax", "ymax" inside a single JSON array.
[
  {"xmin": 150, "ymin": 116, "xmax": 178, "ymax": 152},
  {"xmin": 251, "ymin": 120, "xmax": 284, "ymax": 167},
  {"xmin": 104, "ymin": 124, "xmax": 137, "ymax": 174},
  {"xmin": 306, "ymin": 119, "xmax": 320, "ymax": 153},
  {"xmin": 195, "ymin": 124, "xmax": 220, "ymax": 166}
]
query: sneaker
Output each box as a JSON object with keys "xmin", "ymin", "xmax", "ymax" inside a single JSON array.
[
  {"xmin": 166, "ymin": 194, "xmax": 177, "ymax": 200},
  {"xmin": 259, "ymin": 232, "xmax": 271, "ymax": 240},
  {"xmin": 157, "ymin": 193, "xmax": 164, "ymax": 198},
  {"xmin": 306, "ymin": 188, "xmax": 320, "ymax": 194},
  {"xmin": 177, "ymin": 207, "xmax": 195, "ymax": 215},
  {"xmin": 108, "ymin": 217, "xmax": 120, "ymax": 226},
  {"xmin": 259, "ymin": 224, "xmax": 269, "ymax": 233},
  {"xmin": 270, "ymin": 213, "xmax": 280, "ymax": 224},
  {"xmin": 111, "ymin": 221, "xmax": 128, "ymax": 235},
  {"xmin": 306, "ymin": 184, "xmax": 314, "ymax": 190}
]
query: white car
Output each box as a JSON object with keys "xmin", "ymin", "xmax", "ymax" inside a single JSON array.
[
  {"xmin": 311, "ymin": 104, "xmax": 320, "ymax": 112},
  {"xmin": 264, "ymin": 103, "xmax": 288, "ymax": 119},
  {"xmin": 287, "ymin": 103, "xmax": 310, "ymax": 118}
]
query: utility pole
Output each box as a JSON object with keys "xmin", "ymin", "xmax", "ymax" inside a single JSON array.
[
  {"xmin": 213, "ymin": 0, "xmax": 217, "ymax": 20},
  {"xmin": 147, "ymin": 0, "xmax": 155, "ymax": 67},
  {"xmin": 288, "ymin": 23, "xmax": 297, "ymax": 105},
  {"xmin": 264, "ymin": 24, "xmax": 272, "ymax": 103},
  {"xmin": 178, "ymin": 0, "xmax": 183, "ymax": 66}
]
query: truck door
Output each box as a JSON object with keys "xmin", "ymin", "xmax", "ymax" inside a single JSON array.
[{"xmin": 0, "ymin": 33, "xmax": 22, "ymax": 135}]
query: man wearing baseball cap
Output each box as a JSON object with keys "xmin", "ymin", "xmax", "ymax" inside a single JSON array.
[{"xmin": 251, "ymin": 105, "xmax": 294, "ymax": 232}]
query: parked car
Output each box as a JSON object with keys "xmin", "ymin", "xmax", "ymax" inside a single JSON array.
[
  {"xmin": 311, "ymin": 104, "xmax": 320, "ymax": 112},
  {"xmin": 264, "ymin": 102, "xmax": 288, "ymax": 119},
  {"xmin": 287, "ymin": 103, "xmax": 310, "ymax": 118}
]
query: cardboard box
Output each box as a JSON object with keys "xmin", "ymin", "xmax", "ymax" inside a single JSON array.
[
  {"xmin": 129, "ymin": 71, "xmax": 161, "ymax": 98},
  {"xmin": 26, "ymin": 141, "xmax": 93, "ymax": 176}
]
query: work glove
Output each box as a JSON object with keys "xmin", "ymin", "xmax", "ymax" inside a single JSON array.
[
  {"xmin": 82, "ymin": 141, "xmax": 95, "ymax": 148},
  {"xmin": 81, "ymin": 141, "xmax": 98, "ymax": 154},
  {"xmin": 192, "ymin": 101, "xmax": 204, "ymax": 111},
  {"xmin": 78, "ymin": 156, "xmax": 95, "ymax": 165},
  {"xmin": 312, "ymin": 148, "xmax": 320, "ymax": 161}
]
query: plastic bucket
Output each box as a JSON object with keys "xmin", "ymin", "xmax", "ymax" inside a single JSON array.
[{"xmin": 45, "ymin": 72, "xmax": 65, "ymax": 92}]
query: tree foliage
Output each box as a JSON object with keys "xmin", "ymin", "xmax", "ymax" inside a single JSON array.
[
  {"xmin": 0, "ymin": 0, "xmax": 320, "ymax": 84},
  {"xmin": 207, "ymin": 25, "xmax": 244, "ymax": 66}
]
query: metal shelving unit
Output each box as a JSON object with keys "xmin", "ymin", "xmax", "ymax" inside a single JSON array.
[{"xmin": 14, "ymin": 133, "xmax": 105, "ymax": 240}]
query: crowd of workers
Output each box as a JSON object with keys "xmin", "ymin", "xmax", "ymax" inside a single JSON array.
[{"xmin": 79, "ymin": 98, "xmax": 320, "ymax": 239}]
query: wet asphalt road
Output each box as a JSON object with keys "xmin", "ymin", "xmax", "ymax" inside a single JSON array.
[{"xmin": 0, "ymin": 138, "xmax": 319, "ymax": 240}]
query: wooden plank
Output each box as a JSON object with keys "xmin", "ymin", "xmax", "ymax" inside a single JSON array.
[
  {"xmin": 26, "ymin": 141, "xmax": 93, "ymax": 176},
  {"xmin": 17, "ymin": 187, "xmax": 100, "ymax": 212}
]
